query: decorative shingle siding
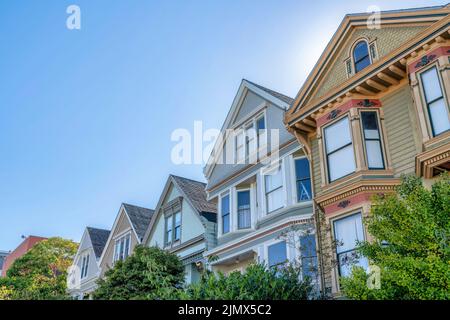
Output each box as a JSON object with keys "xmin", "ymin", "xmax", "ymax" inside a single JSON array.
[
  {"xmin": 311, "ymin": 25, "xmax": 427, "ymax": 102},
  {"xmin": 382, "ymin": 86, "xmax": 421, "ymax": 176},
  {"xmin": 311, "ymin": 138, "xmax": 323, "ymax": 196}
]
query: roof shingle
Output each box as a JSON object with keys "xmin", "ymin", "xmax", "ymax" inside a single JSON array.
[
  {"xmin": 245, "ymin": 79, "xmax": 294, "ymax": 105},
  {"xmin": 171, "ymin": 175, "xmax": 217, "ymax": 214},
  {"xmin": 122, "ymin": 203, "xmax": 154, "ymax": 241},
  {"xmin": 86, "ymin": 227, "xmax": 110, "ymax": 259}
]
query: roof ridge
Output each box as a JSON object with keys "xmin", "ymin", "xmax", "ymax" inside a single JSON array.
[
  {"xmin": 243, "ymin": 78, "xmax": 294, "ymax": 100},
  {"xmin": 122, "ymin": 202, "xmax": 154, "ymax": 212},
  {"xmin": 170, "ymin": 174, "xmax": 207, "ymax": 185}
]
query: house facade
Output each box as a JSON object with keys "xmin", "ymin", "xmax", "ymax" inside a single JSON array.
[
  {"xmin": 143, "ymin": 175, "xmax": 217, "ymax": 285},
  {"xmin": 203, "ymin": 80, "xmax": 318, "ymax": 282},
  {"xmin": 98, "ymin": 203, "xmax": 154, "ymax": 277},
  {"xmin": 67, "ymin": 227, "xmax": 110, "ymax": 299},
  {"xmin": 284, "ymin": 5, "xmax": 450, "ymax": 295},
  {"xmin": 1, "ymin": 236, "xmax": 46, "ymax": 277}
]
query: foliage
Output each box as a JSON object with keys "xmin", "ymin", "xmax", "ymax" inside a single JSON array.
[
  {"xmin": 341, "ymin": 174, "xmax": 450, "ymax": 300},
  {"xmin": 93, "ymin": 245, "xmax": 185, "ymax": 300},
  {"xmin": 183, "ymin": 263, "xmax": 314, "ymax": 300},
  {"xmin": 2, "ymin": 237, "xmax": 78, "ymax": 300}
]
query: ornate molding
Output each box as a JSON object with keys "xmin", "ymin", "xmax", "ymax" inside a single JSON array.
[{"xmin": 416, "ymin": 144, "xmax": 450, "ymax": 178}]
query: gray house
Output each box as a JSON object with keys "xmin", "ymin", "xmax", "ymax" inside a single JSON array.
[
  {"xmin": 143, "ymin": 175, "xmax": 217, "ymax": 284},
  {"xmin": 203, "ymin": 80, "xmax": 318, "ymax": 280}
]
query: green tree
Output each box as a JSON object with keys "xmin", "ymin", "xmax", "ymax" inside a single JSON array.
[
  {"xmin": 341, "ymin": 174, "xmax": 450, "ymax": 300},
  {"xmin": 1, "ymin": 237, "xmax": 78, "ymax": 300},
  {"xmin": 93, "ymin": 245, "xmax": 185, "ymax": 300},
  {"xmin": 184, "ymin": 263, "xmax": 313, "ymax": 300}
]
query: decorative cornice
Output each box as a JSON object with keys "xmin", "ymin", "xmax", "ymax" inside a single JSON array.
[{"xmin": 316, "ymin": 178, "xmax": 400, "ymax": 208}]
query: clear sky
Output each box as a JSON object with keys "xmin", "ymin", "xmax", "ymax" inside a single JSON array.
[{"xmin": 0, "ymin": 0, "xmax": 444, "ymax": 250}]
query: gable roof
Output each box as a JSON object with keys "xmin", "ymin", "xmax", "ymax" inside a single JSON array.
[
  {"xmin": 286, "ymin": 4, "xmax": 449, "ymax": 121},
  {"xmin": 204, "ymin": 79, "xmax": 294, "ymax": 179},
  {"xmin": 142, "ymin": 175, "xmax": 217, "ymax": 244},
  {"xmin": 86, "ymin": 227, "xmax": 110, "ymax": 259},
  {"xmin": 171, "ymin": 175, "xmax": 217, "ymax": 214},
  {"xmin": 122, "ymin": 203, "xmax": 154, "ymax": 241},
  {"xmin": 244, "ymin": 79, "xmax": 294, "ymax": 105}
]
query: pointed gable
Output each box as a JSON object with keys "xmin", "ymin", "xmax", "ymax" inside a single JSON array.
[
  {"xmin": 122, "ymin": 203, "xmax": 154, "ymax": 241},
  {"xmin": 86, "ymin": 227, "xmax": 110, "ymax": 259},
  {"xmin": 287, "ymin": 5, "xmax": 449, "ymax": 118}
]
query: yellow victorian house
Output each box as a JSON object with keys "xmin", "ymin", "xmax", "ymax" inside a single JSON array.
[{"xmin": 284, "ymin": 4, "xmax": 450, "ymax": 295}]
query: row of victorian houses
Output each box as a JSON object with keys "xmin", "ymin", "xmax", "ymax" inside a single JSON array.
[{"xmin": 68, "ymin": 4, "xmax": 450, "ymax": 299}]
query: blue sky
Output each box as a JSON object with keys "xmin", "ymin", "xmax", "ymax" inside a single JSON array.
[{"xmin": 0, "ymin": 0, "xmax": 444, "ymax": 250}]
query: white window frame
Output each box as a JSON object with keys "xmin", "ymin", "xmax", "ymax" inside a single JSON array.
[
  {"xmin": 236, "ymin": 188, "xmax": 252, "ymax": 230},
  {"xmin": 262, "ymin": 162, "xmax": 285, "ymax": 215},
  {"xmin": 165, "ymin": 211, "xmax": 182, "ymax": 246},
  {"xmin": 219, "ymin": 192, "xmax": 231, "ymax": 236},
  {"xmin": 113, "ymin": 231, "xmax": 131, "ymax": 263},
  {"xmin": 417, "ymin": 63, "xmax": 450, "ymax": 137},
  {"xmin": 331, "ymin": 211, "xmax": 368, "ymax": 278},
  {"xmin": 80, "ymin": 252, "xmax": 90, "ymax": 280},
  {"xmin": 322, "ymin": 114, "xmax": 356, "ymax": 183},
  {"xmin": 352, "ymin": 39, "xmax": 372, "ymax": 74},
  {"xmin": 292, "ymin": 155, "xmax": 313, "ymax": 203},
  {"xmin": 359, "ymin": 110, "xmax": 386, "ymax": 170}
]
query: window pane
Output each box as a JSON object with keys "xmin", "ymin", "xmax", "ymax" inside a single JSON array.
[
  {"xmin": 257, "ymin": 116, "xmax": 265, "ymax": 130},
  {"xmin": 328, "ymin": 145, "xmax": 355, "ymax": 181},
  {"xmin": 174, "ymin": 212, "xmax": 181, "ymax": 226},
  {"xmin": 324, "ymin": 117, "xmax": 352, "ymax": 153},
  {"xmin": 297, "ymin": 179, "xmax": 312, "ymax": 201},
  {"xmin": 174, "ymin": 226, "xmax": 181, "ymax": 241},
  {"xmin": 366, "ymin": 140, "xmax": 384, "ymax": 168},
  {"xmin": 353, "ymin": 41, "xmax": 370, "ymax": 73},
  {"xmin": 124, "ymin": 235, "xmax": 130, "ymax": 258},
  {"xmin": 337, "ymin": 251, "xmax": 369, "ymax": 278},
  {"xmin": 300, "ymin": 235, "xmax": 318, "ymax": 279},
  {"xmin": 295, "ymin": 158, "xmax": 310, "ymax": 180},
  {"xmin": 222, "ymin": 214, "xmax": 230, "ymax": 234},
  {"xmin": 429, "ymin": 98, "xmax": 450, "ymax": 135},
  {"xmin": 421, "ymin": 67, "xmax": 443, "ymax": 103},
  {"xmin": 334, "ymin": 213, "xmax": 365, "ymax": 254},
  {"xmin": 237, "ymin": 191, "xmax": 251, "ymax": 229},
  {"xmin": 221, "ymin": 195, "xmax": 230, "ymax": 234},
  {"xmin": 268, "ymin": 241, "xmax": 287, "ymax": 268},
  {"xmin": 266, "ymin": 187, "xmax": 284, "ymax": 213},
  {"xmin": 361, "ymin": 112, "xmax": 380, "ymax": 139},
  {"xmin": 264, "ymin": 167, "xmax": 283, "ymax": 193}
]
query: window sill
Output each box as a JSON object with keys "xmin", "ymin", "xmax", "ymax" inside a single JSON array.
[{"xmin": 321, "ymin": 169, "xmax": 394, "ymax": 194}]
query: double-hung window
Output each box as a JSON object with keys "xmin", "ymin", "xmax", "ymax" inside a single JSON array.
[
  {"xmin": 165, "ymin": 212, "xmax": 182, "ymax": 245},
  {"xmin": 294, "ymin": 158, "xmax": 312, "ymax": 201},
  {"xmin": 268, "ymin": 241, "xmax": 288, "ymax": 270},
  {"xmin": 361, "ymin": 111, "xmax": 384, "ymax": 169},
  {"xmin": 324, "ymin": 116, "xmax": 356, "ymax": 182},
  {"xmin": 237, "ymin": 190, "xmax": 251, "ymax": 229},
  {"xmin": 221, "ymin": 194, "xmax": 230, "ymax": 234},
  {"xmin": 80, "ymin": 254, "xmax": 89, "ymax": 279},
  {"xmin": 300, "ymin": 234, "xmax": 318, "ymax": 280},
  {"xmin": 264, "ymin": 166, "xmax": 284, "ymax": 213},
  {"xmin": 420, "ymin": 66, "xmax": 450, "ymax": 136},
  {"xmin": 333, "ymin": 213, "xmax": 368, "ymax": 277},
  {"xmin": 113, "ymin": 233, "xmax": 131, "ymax": 263}
]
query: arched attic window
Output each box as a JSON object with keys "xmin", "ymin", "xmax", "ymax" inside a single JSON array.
[{"xmin": 353, "ymin": 41, "xmax": 371, "ymax": 73}]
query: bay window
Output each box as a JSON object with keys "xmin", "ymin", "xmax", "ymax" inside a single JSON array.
[
  {"xmin": 324, "ymin": 116, "xmax": 356, "ymax": 182},
  {"xmin": 333, "ymin": 213, "xmax": 368, "ymax": 277},
  {"xmin": 221, "ymin": 194, "xmax": 230, "ymax": 234},
  {"xmin": 268, "ymin": 240, "xmax": 287, "ymax": 269},
  {"xmin": 420, "ymin": 66, "xmax": 450, "ymax": 136},
  {"xmin": 294, "ymin": 158, "xmax": 312, "ymax": 201},
  {"xmin": 361, "ymin": 111, "xmax": 385, "ymax": 169},
  {"xmin": 264, "ymin": 166, "xmax": 284, "ymax": 213},
  {"xmin": 114, "ymin": 233, "xmax": 131, "ymax": 263},
  {"xmin": 237, "ymin": 190, "xmax": 251, "ymax": 229}
]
